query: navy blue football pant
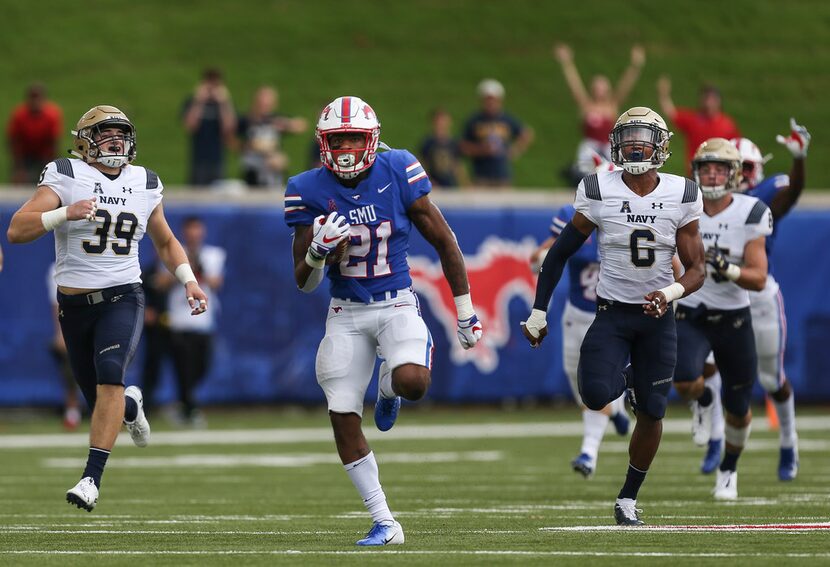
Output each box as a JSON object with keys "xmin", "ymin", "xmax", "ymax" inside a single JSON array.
[
  {"xmin": 57, "ymin": 284, "xmax": 145, "ymax": 410},
  {"xmin": 674, "ymin": 304, "xmax": 757, "ymax": 418},
  {"xmin": 578, "ymin": 297, "xmax": 677, "ymax": 420}
]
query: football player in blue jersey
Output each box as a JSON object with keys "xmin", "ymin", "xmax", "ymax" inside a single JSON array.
[
  {"xmin": 283, "ymin": 96, "xmax": 483, "ymax": 546},
  {"xmin": 531, "ymin": 199, "xmax": 630, "ymax": 480},
  {"xmin": 714, "ymin": 120, "xmax": 809, "ymax": 481}
]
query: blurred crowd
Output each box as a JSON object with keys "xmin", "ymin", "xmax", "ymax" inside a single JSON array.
[{"xmin": 6, "ymin": 46, "xmax": 745, "ymax": 191}]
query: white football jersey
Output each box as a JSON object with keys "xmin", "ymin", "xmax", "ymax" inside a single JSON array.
[
  {"xmin": 679, "ymin": 193, "xmax": 772, "ymax": 310},
  {"xmin": 575, "ymin": 170, "xmax": 703, "ymax": 304},
  {"xmin": 40, "ymin": 158, "xmax": 163, "ymax": 289}
]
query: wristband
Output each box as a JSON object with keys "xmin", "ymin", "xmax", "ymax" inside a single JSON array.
[
  {"xmin": 305, "ymin": 249, "xmax": 325, "ymax": 269},
  {"xmin": 454, "ymin": 293, "xmax": 475, "ymax": 320},
  {"xmin": 175, "ymin": 263, "xmax": 197, "ymax": 285},
  {"xmin": 41, "ymin": 207, "xmax": 68, "ymax": 231},
  {"xmin": 657, "ymin": 282, "xmax": 685, "ymax": 303},
  {"xmin": 724, "ymin": 264, "xmax": 741, "ymax": 282}
]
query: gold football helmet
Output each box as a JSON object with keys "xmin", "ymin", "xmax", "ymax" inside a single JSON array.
[
  {"xmin": 609, "ymin": 106, "xmax": 672, "ymax": 175},
  {"xmin": 692, "ymin": 137, "xmax": 742, "ymax": 200},
  {"xmin": 70, "ymin": 105, "xmax": 136, "ymax": 168}
]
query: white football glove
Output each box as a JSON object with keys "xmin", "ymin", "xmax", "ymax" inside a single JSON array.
[
  {"xmin": 457, "ymin": 314, "xmax": 483, "ymax": 349},
  {"xmin": 309, "ymin": 212, "xmax": 350, "ymax": 259},
  {"xmin": 520, "ymin": 308, "xmax": 548, "ymax": 348},
  {"xmin": 776, "ymin": 118, "xmax": 810, "ymax": 158}
]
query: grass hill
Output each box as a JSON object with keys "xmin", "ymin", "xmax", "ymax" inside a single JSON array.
[{"xmin": 2, "ymin": 0, "xmax": 827, "ymax": 188}]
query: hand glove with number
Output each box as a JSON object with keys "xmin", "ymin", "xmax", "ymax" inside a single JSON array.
[
  {"xmin": 776, "ymin": 118, "xmax": 811, "ymax": 158},
  {"xmin": 310, "ymin": 212, "xmax": 350, "ymax": 259},
  {"xmin": 457, "ymin": 314, "xmax": 483, "ymax": 349},
  {"xmin": 705, "ymin": 246, "xmax": 731, "ymax": 274}
]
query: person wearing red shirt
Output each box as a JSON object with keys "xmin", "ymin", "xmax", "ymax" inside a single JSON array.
[
  {"xmin": 7, "ymin": 83, "xmax": 63, "ymax": 184},
  {"xmin": 657, "ymin": 78, "xmax": 740, "ymax": 171}
]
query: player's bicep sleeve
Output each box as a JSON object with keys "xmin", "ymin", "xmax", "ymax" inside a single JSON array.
[
  {"xmin": 39, "ymin": 160, "xmax": 72, "ymax": 204},
  {"xmin": 284, "ymin": 179, "xmax": 316, "ymax": 227}
]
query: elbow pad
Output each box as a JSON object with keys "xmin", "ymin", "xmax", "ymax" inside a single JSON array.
[{"xmin": 533, "ymin": 222, "xmax": 588, "ymax": 311}]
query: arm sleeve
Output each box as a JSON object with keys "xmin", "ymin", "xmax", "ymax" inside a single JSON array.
[{"xmin": 533, "ymin": 222, "xmax": 589, "ymax": 310}]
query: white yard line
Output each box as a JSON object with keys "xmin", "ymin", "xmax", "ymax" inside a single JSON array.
[
  {"xmin": 4, "ymin": 416, "xmax": 830, "ymax": 449},
  {"xmin": 541, "ymin": 522, "xmax": 830, "ymax": 532}
]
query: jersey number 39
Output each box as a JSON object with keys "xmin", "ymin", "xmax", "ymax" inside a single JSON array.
[{"xmin": 82, "ymin": 210, "xmax": 138, "ymax": 256}]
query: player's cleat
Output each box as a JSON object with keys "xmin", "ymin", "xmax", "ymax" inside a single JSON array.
[
  {"xmin": 63, "ymin": 407, "xmax": 82, "ymax": 431},
  {"xmin": 713, "ymin": 469, "xmax": 738, "ymax": 500},
  {"xmin": 374, "ymin": 393, "xmax": 401, "ymax": 432},
  {"xmin": 124, "ymin": 386, "xmax": 151, "ymax": 447},
  {"xmin": 778, "ymin": 446, "xmax": 799, "ymax": 481},
  {"xmin": 66, "ymin": 477, "xmax": 98, "ymax": 512},
  {"xmin": 610, "ymin": 410, "xmax": 630, "ymax": 436},
  {"xmin": 570, "ymin": 453, "xmax": 595, "ymax": 479},
  {"xmin": 700, "ymin": 438, "xmax": 722, "ymax": 475},
  {"xmin": 356, "ymin": 520, "xmax": 405, "ymax": 546},
  {"xmin": 690, "ymin": 400, "xmax": 713, "ymax": 446},
  {"xmin": 614, "ymin": 498, "xmax": 644, "ymax": 526}
]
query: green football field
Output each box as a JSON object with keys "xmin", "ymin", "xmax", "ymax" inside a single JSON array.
[{"xmin": 1, "ymin": 406, "xmax": 828, "ymax": 566}]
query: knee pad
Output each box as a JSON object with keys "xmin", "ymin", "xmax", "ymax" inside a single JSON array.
[
  {"xmin": 722, "ymin": 384, "xmax": 752, "ymax": 418},
  {"xmin": 95, "ymin": 356, "xmax": 126, "ymax": 386},
  {"xmin": 578, "ymin": 378, "xmax": 612, "ymax": 411},
  {"xmin": 315, "ymin": 335, "xmax": 354, "ymax": 383},
  {"xmin": 643, "ymin": 391, "xmax": 668, "ymax": 420}
]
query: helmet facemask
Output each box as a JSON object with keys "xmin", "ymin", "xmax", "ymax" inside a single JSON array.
[
  {"xmin": 317, "ymin": 129, "xmax": 378, "ymax": 180},
  {"xmin": 72, "ymin": 117, "xmax": 136, "ymax": 168},
  {"xmin": 610, "ymin": 123, "xmax": 671, "ymax": 175}
]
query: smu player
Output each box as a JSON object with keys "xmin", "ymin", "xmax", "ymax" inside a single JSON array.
[
  {"xmin": 673, "ymin": 138, "xmax": 772, "ymax": 500},
  {"xmin": 522, "ymin": 107, "xmax": 705, "ymax": 525},
  {"xmin": 728, "ymin": 122, "xmax": 809, "ymax": 481},
  {"xmin": 531, "ymin": 198, "xmax": 630, "ymax": 480},
  {"xmin": 284, "ymin": 96, "xmax": 482, "ymax": 546},
  {"xmin": 7, "ymin": 106, "xmax": 208, "ymax": 511}
]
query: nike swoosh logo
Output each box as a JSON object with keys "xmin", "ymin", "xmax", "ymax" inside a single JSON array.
[
  {"xmin": 378, "ymin": 182, "xmax": 392, "ymax": 193},
  {"xmin": 322, "ymin": 235, "xmax": 340, "ymax": 244}
]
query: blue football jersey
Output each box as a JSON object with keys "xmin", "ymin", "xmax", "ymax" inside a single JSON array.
[
  {"xmin": 550, "ymin": 204, "xmax": 599, "ymax": 312},
  {"xmin": 284, "ymin": 149, "xmax": 431, "ymax": 301},
  {"xmin": 746, "ymin": 173, "xmax": 789, "ymax": 274}
]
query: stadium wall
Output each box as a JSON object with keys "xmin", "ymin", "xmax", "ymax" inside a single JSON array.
[{"xmin": 2, "ymin": 189, "xmax": 830, "ymax": 406}]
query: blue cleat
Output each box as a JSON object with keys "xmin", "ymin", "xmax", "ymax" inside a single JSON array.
[
  {"xmin": 701, "ymin": 438, "xmax": 722, "ymax": 474},
  {"xmin": 570, "ymin": 452, "xmax": 595, "ymax": 479},
  {"xmin": 610, "ymin": 411, "xmax": 630, "ymax": 436},
  {"xmin": 356, "ymin": 521, "xmax": 404, "ymax": 546},
  {"xmin": 778, "ymin": 446, "xmax": 799, "ymax": 481},
  {"xmin": 374, "ymin": 394, "xmax": 401, "ymax": 432}
]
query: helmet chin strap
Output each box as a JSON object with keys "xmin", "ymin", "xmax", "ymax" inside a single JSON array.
[
  {"xmin": 701, "ymin": 185, "xmax": 729, "ymax": 200},
  {"xmin": 622, "ymin": 162, "xmax": 655, "ymax": 175},
  {"xmin": 97, "ymin": 155, "xmax": 129, "ymax": 168}
]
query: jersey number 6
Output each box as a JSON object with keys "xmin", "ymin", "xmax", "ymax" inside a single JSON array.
[{"xmin": 629, "ymin": 229, "xmax": 656, "ymax": 268}]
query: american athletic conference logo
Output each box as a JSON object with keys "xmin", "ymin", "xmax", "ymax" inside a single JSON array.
[{"xmin": 409, "ymin": 236, "xmax": 538, "ymax": 373}]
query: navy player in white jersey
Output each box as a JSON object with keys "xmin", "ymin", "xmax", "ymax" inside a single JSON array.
[
  {"xmin": 7, "ymin": 106, "xmax": 208, "ymax": 511},
  {"xmin": 673, "ymin": 138, "xmax": 773, "ymax": 500},
  {"xmin": 725, "ymin": 122, "xmax": 809, "ymax": 481},
  {"xmin": 284, "ymin": 96, "xmax": 482, "ymax": 546},
  {"xmin": 522, "ymin": 107, "xmax": 705, "ymax": 525},
  {"xmin": 531, "ymin": 203, "xmax": 630, "ymax": 479}
]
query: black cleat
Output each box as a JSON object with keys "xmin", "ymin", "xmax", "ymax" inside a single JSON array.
[{"xmin": 614, "ymin": 498, "xmax": 644, "ymax": 526}]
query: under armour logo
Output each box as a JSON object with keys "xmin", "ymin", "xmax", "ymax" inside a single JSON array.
[
  {"xmin": 719, "ymin": 223, "xmax": 729, "ymax": 230},
  {"xmin": 651, "ymin": 202, "xmax": 664, "ymax": 209},
  {"xmin": 620, "ymin": 201, "xmax": 631, "ymax": 213},
  {"xmin": 93, "ymin": 183, "xmax": 103, "ymax": 195},
  {"xmin": 733, "ymin": 317, "xmax": 744, "ymax": 329},
  {"xmin": 598, "ymin": 304, "xmax": 608, "ymax": 311},
  {"xmin": 122, "ymin": 187, "xmax": 132, "ymax": 194},
  {"xmin": 59, "ymin": 310, "xmax": 64, "ymax": 318}
]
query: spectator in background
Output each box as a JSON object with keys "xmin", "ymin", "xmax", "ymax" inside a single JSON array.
[
  {"xmin": 47, "ymin": 262, "xmax": 82, "ymax": 430},
  {"xmin": 139, "ymin": 258, "xmax": 171, "ymax": 415},
  {"xmin": 419, "ymin": 108, "xmax": 467, "ymax": 189},
  {"xmin": 553, "ymin": 44, "xmax": 645, "ymax": 183},
  {"xmin": 156, "ymin": 217, "xmax": 225, "ymax": 427},
  {"xmin": 460, "ymin": 79, "xmax": 534, "ymax": 187},
  {"xmin": 6, "ymin": 83, "xmax": 63, "ymax": 184},
  {"xmin": 657, "ymin": 78, "xmax": 740, "ymax": 171},
  {"xmin": 237, "ymin": 86, "xmax": 307, "ymax": 189},
  {"xmin": 182, "ymin": 68, "xmax": 237, "ymax": 186}
]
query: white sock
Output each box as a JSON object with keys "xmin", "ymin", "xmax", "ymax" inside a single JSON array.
[
  {"xmin": 705, "ymin": 371, "xmax": 725, "ymax": 441},
  {"xmin": 581, "ymin": 410, "xmax": 609, "ymax": 460},
  {"xmin": 344, "ymin": 451, "xmax": 394, "ymax": 524},
  {"xmin": 774, "ymin": 392, "xmax": 798, "ymax": 449},
  {"xmin": 611, "ymin": 393, "xmax": 626, "ymax": 416},
  {"xmin": 378, "ymin": 361, "xmax": 396, "ymax": 400}
]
